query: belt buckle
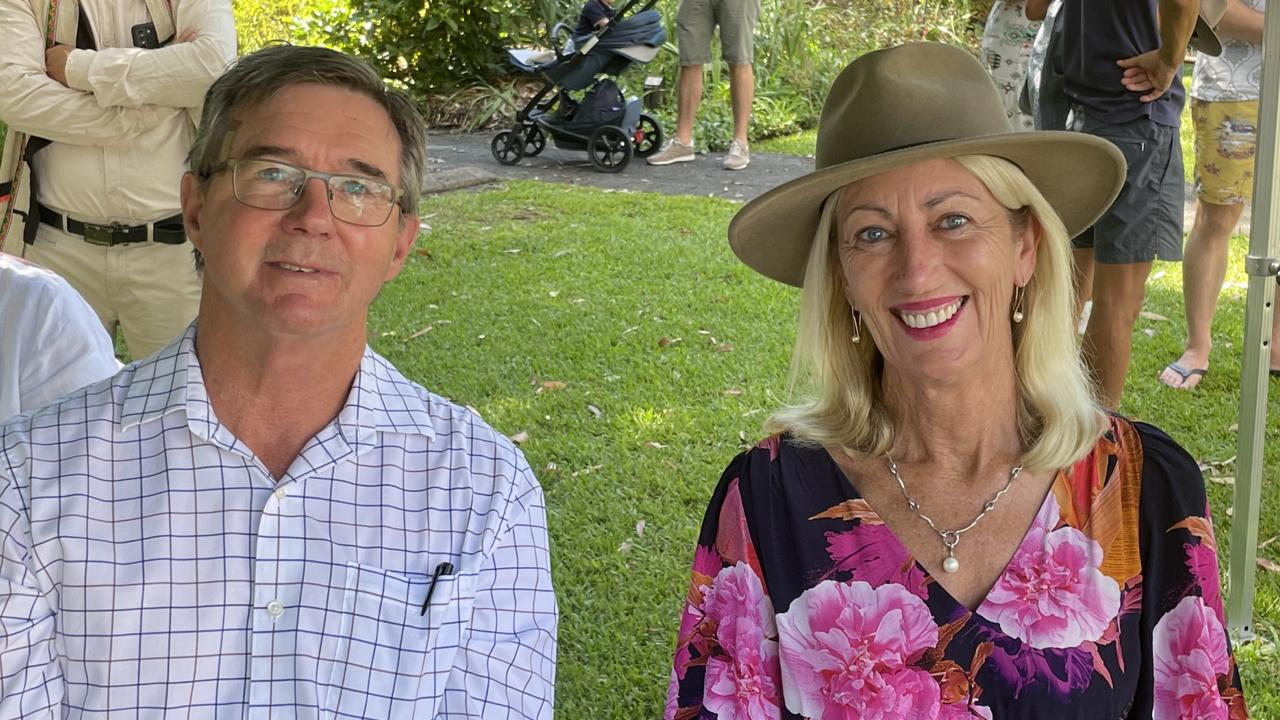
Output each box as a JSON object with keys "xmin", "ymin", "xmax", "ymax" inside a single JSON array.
[{"xmin": 83, "ymin": 222, "xmax": 128, "ymax": 246}]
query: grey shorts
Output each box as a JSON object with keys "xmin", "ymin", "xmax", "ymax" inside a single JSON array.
[
  {"xmin": 676, "ymin": 0, "xmax": 761, "ymax": 65},
  {"xmin": 1069, "ymin": 110, "xmax": 1184, "ymax": 264}
]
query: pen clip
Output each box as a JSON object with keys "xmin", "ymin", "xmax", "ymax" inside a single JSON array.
[{"xmin": 420, "ymin": 561, "xmax": 455, "ymax": 616}]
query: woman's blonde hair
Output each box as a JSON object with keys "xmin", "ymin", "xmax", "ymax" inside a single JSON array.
[{"xmin": 764, "ymin": 155, "xmax": 1105, "ymax": 473}]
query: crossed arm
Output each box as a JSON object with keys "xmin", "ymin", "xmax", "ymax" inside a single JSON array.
[{"xmin": 0, "ymin": 0, "xmax": 234, "ymax": 145}]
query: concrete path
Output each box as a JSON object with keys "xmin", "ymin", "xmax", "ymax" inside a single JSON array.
[{"xmin": 424, "ymin": 131, "xmax": 1249, "ymax": 234}]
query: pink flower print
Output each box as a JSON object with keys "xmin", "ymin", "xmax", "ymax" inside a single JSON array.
[
  {"xmin": 824, "ymin": 523, "xmax": 929, "ymax": 599},
  {"xmin": 776, "ymin": 579, "xmax": 941, "ymax": 719},
  {"xmin": 702, "ymin": 563, "xmax": 783, "ymax": 718},
  {"xmin": 704, "ymin": 562, "xmax": 777, "ymax": 644},
  {"xmin": 979, "ymin": 493, "xmax": 1121, "ymax": 649},
  {"xmin": 706, "ymin": 643, "xmax": 783, "ymax": 720},
  {"xmin": 1154, "ymin": 596, "xmax": 1232, "ymax": 720},
  {"xmin": 1184, "ymin": 541, "xmax": 1225, "ymax": 623}
]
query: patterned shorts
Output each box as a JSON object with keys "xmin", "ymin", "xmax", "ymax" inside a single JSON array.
[{"xmin": 1191, "ymin": 98, "xmax": 1258, "ymax": 205}]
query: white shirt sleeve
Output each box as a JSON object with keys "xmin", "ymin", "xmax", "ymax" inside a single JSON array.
[
  {"xmin": 62, "ymin": 0, "xmax": 236, "ymax": 109},
  {"xmin": 18, "ymin": 274, "xmax": 120, "ymax": 415},
  {"xmin": 0, "ymin": 0, "xmax": 182, "ymax": 145}
]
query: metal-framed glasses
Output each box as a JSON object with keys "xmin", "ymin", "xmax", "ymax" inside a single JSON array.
[{"xmin": 210, "ymin": 158, "xmax": 405, "ymax": 227}]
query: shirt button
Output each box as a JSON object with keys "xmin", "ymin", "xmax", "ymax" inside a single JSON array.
[
  {"xmin": 266, "ymin": 600, "xmax": 284, "ymax": 618},
  {"xmin": 274, "ymin": 487, "xmax": 288, "ymax": 502}
]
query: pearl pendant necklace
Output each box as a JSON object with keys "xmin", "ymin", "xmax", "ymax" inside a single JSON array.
[{"xmin": 887, "ymin": 456, "xmax": 1023, "ymax": 574}]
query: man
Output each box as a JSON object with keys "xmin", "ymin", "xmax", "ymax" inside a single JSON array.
[
  {"xmin": 0, "ymin": 252, "xmax": 118, "ymax": 422},
  {"xmin": 1057, "ymin": 0, "xmax": 1203, "ymax": 407},
  {"xmin": 0, "ymin": 46, "xmax": 558, "ymax": 718},
  {"xmin": 1159, "ymin": 0, "xmax": 1277, "ymax": 388},
  {"xmin": 646, "ymin": 0, "xmax": 759, "ymax": 170},
  {"xmin": 0, "ymin": 0, "xmax": 235, "ymax": 359}
]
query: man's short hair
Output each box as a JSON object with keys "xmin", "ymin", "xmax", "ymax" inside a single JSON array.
[{"xmin": 189, "ymin": 44, "xmax": 428, "ymax": 215}]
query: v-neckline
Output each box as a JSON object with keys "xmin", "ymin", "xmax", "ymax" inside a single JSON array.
[{"xmin": 824, "ymin": 449, "xmax": 1064, "ymax": 614}]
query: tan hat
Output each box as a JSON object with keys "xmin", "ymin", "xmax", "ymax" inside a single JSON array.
[
  {"xmin": 1191, "ymin": 0, "xmax": 1227, "ymax": 56},
  {"xmin": 728, "ymin": 42, "xmax": 1126, "ymax": 287}
]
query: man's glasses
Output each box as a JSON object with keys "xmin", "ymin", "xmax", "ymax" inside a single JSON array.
[{"xmin": 209, "ymin": 158, "xmax": 405, "ymax": 227}]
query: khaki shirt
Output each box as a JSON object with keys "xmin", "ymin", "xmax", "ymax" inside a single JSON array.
[{"xmin": 0, "ymin": 0, "xmax": 235, "ymax": 225}]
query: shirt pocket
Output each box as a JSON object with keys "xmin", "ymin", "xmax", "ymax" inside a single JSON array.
[{"xmin": 324, "ymin": 561, "xmax": 474, "ymax": 718}]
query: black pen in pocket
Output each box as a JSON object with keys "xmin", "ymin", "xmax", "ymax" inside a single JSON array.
[{"xmin": 420, "ymin": 562, "xmax": 455, "ymax": 616}]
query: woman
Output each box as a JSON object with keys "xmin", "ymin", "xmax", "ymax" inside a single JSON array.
[{"xmin": 665, "ymin": 43, "xmax": 1248, "ymax": 720}]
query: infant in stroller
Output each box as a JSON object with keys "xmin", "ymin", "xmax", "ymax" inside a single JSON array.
[{"xmin": 491, "ymin": 0, "xmax": 666, "ymax": 173}]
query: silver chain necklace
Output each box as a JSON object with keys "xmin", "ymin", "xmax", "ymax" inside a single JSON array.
[{"xmin": 887, "ymin": 456, "xmax": 1023, "ymax": 574}]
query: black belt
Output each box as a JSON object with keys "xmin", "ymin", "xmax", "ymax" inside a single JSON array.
[{"xmin": 37, "ymin": 203, "xmax": 186, "ymax": 246}]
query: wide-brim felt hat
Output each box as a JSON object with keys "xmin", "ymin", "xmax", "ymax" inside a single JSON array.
[
  {"xmin": 728, "ymin": 42, "xmax": 1127, "ymax": 287},
  {"xmin": 1191, "ymin": 0, "xmax": 1227, "ymax": 56}
]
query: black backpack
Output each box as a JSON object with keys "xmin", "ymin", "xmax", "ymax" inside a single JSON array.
[{"xmin": 567, "ymin": 78, "xmax": 625, "ymax": 131}]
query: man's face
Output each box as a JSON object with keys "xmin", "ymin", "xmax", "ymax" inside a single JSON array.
[{"xmin": 181, "ymin": 83, "xmax": 418, "ymax": 342}]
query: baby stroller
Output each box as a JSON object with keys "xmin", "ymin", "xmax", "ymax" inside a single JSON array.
[{"xmin": 491, "ymin": 0, "xmax": 666, "ymax": 173}]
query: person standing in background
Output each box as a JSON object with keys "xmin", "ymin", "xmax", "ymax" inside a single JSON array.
[
  {"xmin": 1056, "ymin": 0, "xmax": 1206, "ymax": 408},
  {"xmin": 1159, "ymin": 0, "xmax": 1278, "ymax": 388},
  {"xmin": 981, "ymin": 0, "xmax": 1041, "ymax": 131},
  {"xmin": 646, "ymin": 0, "xmax": 759, "ymax": 170},
  {"xmin": 0, "ymin": 0, "xmax": 236, "ymax": 359}
]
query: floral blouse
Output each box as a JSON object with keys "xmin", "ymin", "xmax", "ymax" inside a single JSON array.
[{"xmin": 666, "ymin": 417, "xmax": 1248, "ymax": 719}]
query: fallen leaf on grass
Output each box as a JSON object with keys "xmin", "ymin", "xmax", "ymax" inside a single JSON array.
[
  {"xmin": 509, "ymin": 431, "xmax": 530, "ymax": 444},
  {"xmin": 618, "ymin": 540, "xmax": 634, "ymax": 553},
  {"xmin": 408, "ymin": 325, "xmax": 434, "ymax": 340},
  {"xmin": 1260, "ymin": 535, "xmax": 1280, "ymax": 549},
  {"xmin": 503, "ymin": 248, "xmax": 521, "ymax": 254},
  {"xmin": 548, "ymin": 290, "xmax": 560, "ymax": 298},
  {"xmin": 1257, "ymin": 558, "xmax": 1280, "ymax": 573},
  {"xmin": 723, "ymin": 388, "xmax": 743, "ymax": 396},
  {"xmin": 571, "ymin": 464, "xmax": 604, "ymax": 477},
  {"xmin": 587, "ymin": 404, "xmax": 603, "ymax": 418},
  {"xmin": 537, "ymin": 380, "xmax": 567, "ymax": 394},
  {"xmin": 635, "ymin": 520, "xmax": 646, "ymax": 537},
  {"xmin": 1139, "ymin": 311, "xmax": 1169, "ymax": 322},
  {"xmin": 646, "ymin": 441, "xmax": 668, "ymax": 449},
  {"xmin": 1151, "ymin": 270, "xmax": 1167, "ymax": 281},
  {"xmin": 1207, "ymin": 476, "xmax": 1235, "ymax": 486},
  {"xmin": 658, "ymin": 336, "xmax": 683, "ymax": 347},
  {"xmin": 1142, "ymin": 329, "xmax": 1155, "ymax": 338},
  {"xmin": 712, "ymin": 343, "xmax": 734, "ymax": 353}
]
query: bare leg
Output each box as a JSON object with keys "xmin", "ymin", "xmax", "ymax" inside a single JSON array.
[
  {"xmin": 728, "ymin": 63, "xmax": 754, "ymax": 145},
  {"xmin": 676, "ymin": 64, "xmax": 703, "ymax": 145},
  {"xmin": 1072, "ymin": 247, "xmax": 1094, "ymax": 323},
  {"xmin": 1082, "ymin": 260, "xmax": 1153, "ymax": 409},
  {"xmin": 1159, "ymin": 200, "xmax": 1244, "ymax": 388}
]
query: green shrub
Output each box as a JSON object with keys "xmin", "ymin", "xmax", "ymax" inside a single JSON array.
[{"xmin": 310, "ymin": 0, "xmax": 580, "ymax": 98}]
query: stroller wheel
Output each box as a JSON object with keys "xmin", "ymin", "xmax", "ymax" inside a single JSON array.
[
  {"xmin": 523, "ymin": 126, "xmax": 547, "ymax": 157},
  {"xmin": 633, "ymin": 114, "xmax": 664, "ymax": 158},
  {"xmin": 588, "ymin": 126, "xmax": 633, "ymax": 173},
  {"xmin": 491, "ymin": 130, "xmax": 524, "ymax": 166}
]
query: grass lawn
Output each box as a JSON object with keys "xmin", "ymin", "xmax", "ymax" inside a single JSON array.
[{"xmin": 374, "ymin": 178, "xmax": 1280, "ymax": 717}]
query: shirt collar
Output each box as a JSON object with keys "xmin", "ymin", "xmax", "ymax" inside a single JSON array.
[{"xmin": 120, "ymin": 322, "xmax": 437, "ymax": 444}]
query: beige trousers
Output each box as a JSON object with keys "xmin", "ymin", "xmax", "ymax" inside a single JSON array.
[{"xmin": 23, "ymin": 223, "xmax": 201, "ymax": 359}]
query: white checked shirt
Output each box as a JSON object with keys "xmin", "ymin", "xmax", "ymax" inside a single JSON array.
[{"xmin": 0, "ymin": 325, "xmax": 558, "ymax": 719}]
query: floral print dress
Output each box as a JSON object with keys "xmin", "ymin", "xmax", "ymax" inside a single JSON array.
[{"xmin": 666, "ymin": 417, "xmax": 1248, "ymax": 719}]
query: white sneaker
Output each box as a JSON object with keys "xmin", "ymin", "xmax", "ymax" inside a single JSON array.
[
  {"xmin": 647, "ymin": 138, "xmax": 696, "ymax": 165},
  {"xmin": 723, "ymin": 140, "xmax": 750, "ymax": 170}
]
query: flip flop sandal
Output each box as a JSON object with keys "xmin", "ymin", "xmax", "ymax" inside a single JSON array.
[{"xmin": 1162, "ymin": 361, "xmax": 1207, "ymax": 389}]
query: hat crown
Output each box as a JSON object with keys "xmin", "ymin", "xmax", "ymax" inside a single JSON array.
[{"xmin": 815, "ymin": 43, "xmax": 1014, "ymax": 171}]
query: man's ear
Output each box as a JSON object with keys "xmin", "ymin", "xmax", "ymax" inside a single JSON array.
[
  {"xmin": 385, "ymin": 213, "xmax": 420, "ymax": 282},
  {"xmin": 180, "ymin": 172, "xmax": 205, "ymax": 254}
]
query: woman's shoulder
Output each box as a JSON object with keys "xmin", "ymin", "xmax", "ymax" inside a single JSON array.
[
  {"xmin": 1077, "ymin": 414, "xmax": 1206, "ymax": 512},
  {"xmin": 1100, "ymin": 414, "xmax": 1200, "ymax": 475},
  {"xmin": 720, "ymin": 432, "xmax": 851, "ymax": 501}
]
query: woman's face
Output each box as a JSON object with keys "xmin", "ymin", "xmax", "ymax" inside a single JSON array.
[{"xmin": 834, "ymin": 158, "xmax": 1038, "ymax": 383}]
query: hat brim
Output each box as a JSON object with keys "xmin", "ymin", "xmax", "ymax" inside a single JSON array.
[
  {"xmin": 1190, "ymin": 16, "xmax": 1223, "ymax": 56},
  {"xmin": 729, "ymin": 131, "xmax": 1126, "ymax": 287}
]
